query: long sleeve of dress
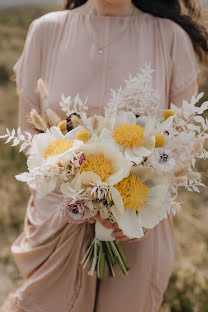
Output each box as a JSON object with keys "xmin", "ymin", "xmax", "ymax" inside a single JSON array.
[
  {"xmin": 13, "ymin": 18, "xmax": 44, "ymax": 136},
  {"xmin": 169, "ymin": 21, "xmax": 200, "ymax": 106}
]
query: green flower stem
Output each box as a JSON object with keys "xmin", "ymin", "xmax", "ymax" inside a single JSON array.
[
  {"xmin": 115, "ymin": 241, "xmax": 130, "ymax": 271},
  {"xmin": 88, "ymin": 244, "xmax": 95, "ymax": 272},
  {"xmin": 83, "ymin": 244, "xmax": 94, "ymax": 270},
  {"xmin": 105, "ymin": 241, "xmax": 116, "ymax": 266},
  {"xmin": 89, "ymin": 239, "xmax": 98, "ymax": 276},
  {"xmin": 81, "ymin": 238, "xmax": 95, "ymax": 266},
  {"xmin": 109, "ymin": 241, "xmax": 128, "ymax": 276},
  {"xmin": 97, "ymin": 241, "xmax": 105, "ymax": 280},
  {"xmin": 102, "ymin": 242, "xmax": 115, "ymax": 277}
]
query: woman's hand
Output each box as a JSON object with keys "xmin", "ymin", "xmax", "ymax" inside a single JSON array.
[
  {"xmin": 88, "ymin": 215, "xmax": 150, "ymax": 243},
  {"xmin": 87, "ymin": 213, "xmax": 115, "ymax": 229}
]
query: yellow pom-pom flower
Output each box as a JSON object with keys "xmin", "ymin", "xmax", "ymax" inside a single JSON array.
[
  {"xmin": 155, "ymin": 134, "xmax": 165, "ymax": 148},
  {"xmin": 80, "ymin": 155, "xmax": 112, "ymax": 182},
  {"xmin": 113, "ymin": 124, "xmax": 144, "ymax": 148},
  {"xmin": 76, "ymin": 129, "xmax": 91, "ymax": 143},
  {"xmin": 162, "ymin": 109, "xmax": 175, "ymax": 120},
  {"xmin": 114, "ymin": 176, "xmax": 149, "ymax": 211},
  {"xmin": 58, "ymin": 120, "xmax": 67, "ymax": 131}
]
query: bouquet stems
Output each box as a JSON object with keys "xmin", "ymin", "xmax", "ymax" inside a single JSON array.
[{"xmin": 81, "ymin": 238, "xmax": 130, "ymax": 279}]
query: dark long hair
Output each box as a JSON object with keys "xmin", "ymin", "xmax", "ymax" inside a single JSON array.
[{"xmin": 64, "ymin": 0, "xmax": 208, "ymax": 63}]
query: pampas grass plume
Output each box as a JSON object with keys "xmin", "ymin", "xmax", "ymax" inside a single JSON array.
[{"xmin": 30, "ymin": 109, "xmax": 47, "ymax": 132}]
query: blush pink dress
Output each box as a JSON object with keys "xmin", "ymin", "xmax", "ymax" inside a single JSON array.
[{"xmin": 1, "ymin": 5, "xmax": 199, "ymax": 312}]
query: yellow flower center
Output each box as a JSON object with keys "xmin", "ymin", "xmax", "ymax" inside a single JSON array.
[
  {"xmin": 80, "ymin": 155, "xmax": 112, "ymax": 182},
  {"xmin": 162, "ymin": 109, "xmax": 175, "ymax": 120},
  {"xmin": 58, "ymin": 120, "xmax": 67, "ymax": 131},
  {"xmin": 115, "ymin": 176, "xmax": 149, "ymax": 211},
  {"xmin": 44, "ymin": 139, "xmax": 74, "ymax": 159},
  {"xmin": 155, "ymin": 133, "xmax": 165, "ymax": 148},
  {"xmin": 76, "ymin": 129, "xmax": 91, "ymax": 143},
  {"xmin": 113, "ymin": 124, "xmax": 144, "ymax": 148}
]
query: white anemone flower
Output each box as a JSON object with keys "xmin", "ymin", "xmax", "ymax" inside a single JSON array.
[
  {"xmin": 148, "ymin": 148, "xmax": 176, "ymax": 173},
  {"xmin": 110, "ymin": 166, "xmax": 169, "ymax": 239},
  {"xmin": 27, "ymin": 126, "xmax": 83, "ymax": 170},
  {"xmin": 100, "ymin": 110, "xmax": 156, "ymax": 164}
]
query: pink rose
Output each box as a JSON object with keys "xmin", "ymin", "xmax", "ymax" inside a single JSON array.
[{"xmin": 61, "ymin": 199, "xmax": 92, "ymax": 224}]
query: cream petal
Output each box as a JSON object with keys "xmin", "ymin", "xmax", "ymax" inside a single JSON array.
[
  {"xmin": 130, "ymin": 166, "xmax": 155, "ymax": 183},
  {"xmin": 138, "ymin": 184, "xmax": 169, "ymax": 228},
  {"xmin": 80, "ymin": 171, "xmax": 101, "ymax": 185},
  {"xmin": 49, "ymin": 126, "xmax": 64, "ymax": 139},
  {"xmin": 138, "ymin": 201, "xmax": 168, "ymax": 229},
  {"xmin": 111, "ymin": 207, "xmax": 144, "ymax": 239},
  {"xmin": 147, "ymin": 186, "xmax": 169, "ymax": 207},
  {"xmin": 125, "ymin": 148, "xmax": 143, "ymax": 164},
  {"xmin": 118, "ymin": 111, "xmax": 136, "ymax": 126},
  {"xmin": 15, "ymin": 172, "xmax": 32, "ymax": 183},
  {"xmin": 64, "ymin": 126, "xmax": 84, "ymax": 140},
  {"xmin": 110, "ymin": 187, "xmax": 124, "ymax": 214},
  {"xmin": 71, "ymin": 174, "xmax": 82, "ymax": 191},
  {"xmin": 136, "ymin": 116, "xmax": 151, "ymax": 136},
  {"xmin": 138, "ymin": 205, "xmax": 160, "ymax": 229},
  {"xmin": 136, "ymin": 116, "xmax": 148, "ymax": 128},
  {"xmin": 27, "ymin": 133, "xmax": 50, "ymax": 169},
  {"xmin": 36, "ymin": 177, "xmax": 57, "ymax": 199},
  {"xmin": 60, "ymin": 182, "xmax": 75, "ymax": 196},
  {"xmin": 85, "ymin": 115, "xmax": 106, "ymax": 136},
  {"xmin": 107, "ymin": 160, "xmax": 132, "ymax": 185},
  {"xmin": 99, "ymin": 128, "xmax": 114, "ymax": 142},
  {"xmin": 133, "ymin": 146, "xmax": 152, "ymax": 157},
  {"xmin": 143, "ymin": 136, "xmax": 156, "ymax": 151}
]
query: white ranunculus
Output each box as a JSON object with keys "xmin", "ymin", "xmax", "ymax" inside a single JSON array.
[
  {"xmin": 100, "ymin": 110, "xmax": 156, "ymax": 165},
  {"xmin": 110, "ymin": 166, "xmax": 169, "ymax": 239}
]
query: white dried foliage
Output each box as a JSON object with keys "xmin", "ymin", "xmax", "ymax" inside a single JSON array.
[
  {"xmin": 59, "ymin": 94, "xmax": 88, "ymax": 118},
  {"xmin": 155, "ymin": 93, "xmax": 208, "ymax": 214},
  {"xmin": 0, "ymin": 128, "xmax": 32, "ymax": 153},
  {"xmin": 105, "ymin": 64, "xmax": 161, "ymax": 117}
]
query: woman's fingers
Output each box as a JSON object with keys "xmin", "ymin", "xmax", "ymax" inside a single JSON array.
[
  {"xmin": 128, "ymin": 238, "xmax": 144, "ymax": 243},
  {"xmin": 87, "ymin": 218, "xmax": 95, "ymax": 224},
  {"xmin": 112, "ymin": 230, "xmax": 124, "ymax": 239},
  {"xmin": 93, "ymin": 214, "xmax": 115, "ymax": 229},
  {"xmin": 113, "ymin": 223, "xmax": 119, "ymax": 230},
  {"xmin": 116, "ymin": 236, "xmax": 130, "ymax": 242}
]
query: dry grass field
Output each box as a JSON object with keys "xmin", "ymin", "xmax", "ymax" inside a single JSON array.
[{"xmin": 0, "ymin": 5, "xmax": 208, "ymax": 311}]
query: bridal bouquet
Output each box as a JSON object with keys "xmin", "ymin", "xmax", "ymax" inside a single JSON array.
[{"xmin": 1, "ymin": 65, "xmax": 208, "ymax": 279}]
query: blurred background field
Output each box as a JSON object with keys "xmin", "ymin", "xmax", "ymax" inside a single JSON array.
[{"xmin": 0, "ymin": 3, "xmax": 208, "ymax": 312}]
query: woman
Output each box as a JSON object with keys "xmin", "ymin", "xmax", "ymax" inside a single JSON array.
[{"xmin": 1, "ymin": 0, "xmax": 208, "ymax": 311}]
